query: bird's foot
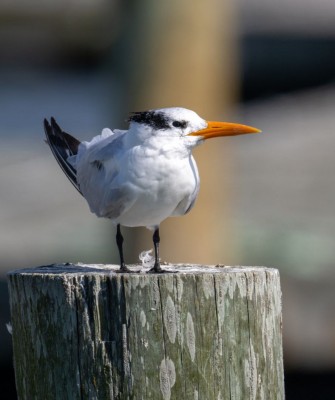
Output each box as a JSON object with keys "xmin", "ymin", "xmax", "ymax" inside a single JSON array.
[
  {"xmin": 117, "ymin": 263, "xmax": 135, "ymax": 273},
  {"xmin": 147, "ymin": 262, "xmax": 174, "ymax": 274}
]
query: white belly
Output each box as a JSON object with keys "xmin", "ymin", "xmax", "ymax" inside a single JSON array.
[{"xmin": 115, "ymin": 153, "xmax": 199, "ymax": 228}]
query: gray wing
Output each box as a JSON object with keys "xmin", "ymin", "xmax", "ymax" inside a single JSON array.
[
  {"xmin": 97, "ymin": 187, "xmax": 136, "ymax": 220},
  {"xmin": 75, "ymin": 132, "xmax": 135, "ymax": 220}
]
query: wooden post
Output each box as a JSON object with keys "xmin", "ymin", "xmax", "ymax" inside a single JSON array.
[{"xmin": 8, "ymin": 264, "xmax": 284, "ymax": 400}]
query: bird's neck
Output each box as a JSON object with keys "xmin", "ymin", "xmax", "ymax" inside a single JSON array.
[{"xmin": 125, "ymin": 126, "xmax": 203, "ymax": 157}]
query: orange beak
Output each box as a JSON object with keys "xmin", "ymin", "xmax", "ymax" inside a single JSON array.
[{"xmin": 188, "ymin": 121, "xmax": 261, "ymax": 140}]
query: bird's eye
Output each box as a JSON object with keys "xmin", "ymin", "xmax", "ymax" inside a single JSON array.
[{"xmin": 172, "ymin": 120, "xmax": 186, "ymax": 128}]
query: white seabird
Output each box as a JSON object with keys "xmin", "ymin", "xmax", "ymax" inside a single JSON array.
[{"xmin": 44, "ymin": 107, "xmax": 260, "ymax": 272}]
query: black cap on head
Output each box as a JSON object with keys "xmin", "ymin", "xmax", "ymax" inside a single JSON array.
[{"xmin": 129, "ymin": 111, "xmax": 170, "ymax": 130}]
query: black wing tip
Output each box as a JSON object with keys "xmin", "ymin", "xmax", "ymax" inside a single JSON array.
[
  {"xmin": 50, "ymin": 117, "xmax": 62, "ymax": 133},
  {"xmin": 44, "ymin": 118, "xmax": 50, "ymax": 127},
  {"xmin": 44, "ymin": 117, "xmax": 57, "ymax": 133},
  {"xmin": 44, "ymin": 117, "xmax": 56, "ymax": 124},
  {"xmin": 44, "ymin": 117, "xmax": 64, "ymax": 138},
  {"xmin": 43, "ymin": 116, "xmax": 58, "ymax": 125},
  {"xmin": 44, "ymin": 119, "xmax": 51, "ymax": 138}
]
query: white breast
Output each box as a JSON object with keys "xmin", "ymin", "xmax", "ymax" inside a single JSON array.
[{"xmin": 113, "ymin": 145, "xmax": 200, "ymax": 228}]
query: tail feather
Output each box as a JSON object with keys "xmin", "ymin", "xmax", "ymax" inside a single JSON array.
[{"xmin": 44, "ymin": 117, "xmax": 82, "ymax": 194}]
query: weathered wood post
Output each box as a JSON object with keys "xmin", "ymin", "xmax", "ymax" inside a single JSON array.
[{"xmin": 8, "ymin": 264, "xmax": 284, "ymax": 399}]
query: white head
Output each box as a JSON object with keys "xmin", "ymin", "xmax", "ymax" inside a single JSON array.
[
  {"xmin": 128, "ymin": 107, "xmax": 205, "ymax": 140},
  {"xmin": 128, "ymin": 107, "xmax": 260, "ymax": 145}
]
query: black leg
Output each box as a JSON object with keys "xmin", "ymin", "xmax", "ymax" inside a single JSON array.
[
  {"xmin": 116, "ymin": 224, "xmax": 130, "ymax": 272},
  {"xmin": 148, "ymin": 228, "xmax": 164, "ymax": 273}
]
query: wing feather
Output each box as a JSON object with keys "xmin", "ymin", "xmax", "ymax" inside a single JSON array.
[
  {"xmin": 44, "ymin": 118, "xmax": 81, "ymax": 193},
  {"xmin": 74, "ymin": 129, "xmax": 131, "ymax": 219}
]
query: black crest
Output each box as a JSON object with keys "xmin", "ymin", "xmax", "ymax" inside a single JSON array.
[{"xmin": 128, "ymin": 111, "xmax": 170, "ymax": 130}]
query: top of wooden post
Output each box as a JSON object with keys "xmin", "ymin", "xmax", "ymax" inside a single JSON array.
[{"xmin": 8, "ymin": 263, "xmax": 278, "ymax": 276}]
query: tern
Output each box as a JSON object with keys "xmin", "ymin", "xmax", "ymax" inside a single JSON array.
[{"xmin": 44, "ymin": 107, "xmax": 260, "ymax": 273}]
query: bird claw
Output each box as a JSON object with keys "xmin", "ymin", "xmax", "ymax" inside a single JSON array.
[
  {"xmin": 117, "ymin": 264, "xmax": 135, "ymax": 273},
  {"xmin": 147, "ymin": 264, "xmax": 174, "ymax": 274}
]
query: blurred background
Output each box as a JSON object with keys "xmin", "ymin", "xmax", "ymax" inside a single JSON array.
[{"xmin": 1, "ymin": 0, "xmax": 335, "ymax": 398}]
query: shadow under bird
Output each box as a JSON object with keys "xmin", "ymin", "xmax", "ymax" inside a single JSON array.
[{"xmin": 44, "ymin": 107, "xmax": 260, "ymax": 273}]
